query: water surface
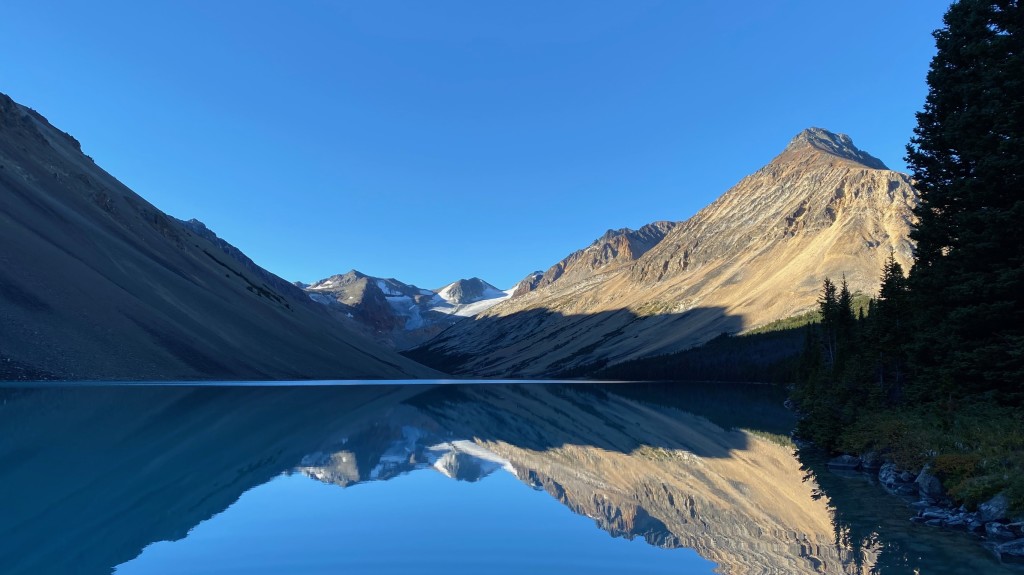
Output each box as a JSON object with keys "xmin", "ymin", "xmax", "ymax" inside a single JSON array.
[{"xmin": 0, "ymin": 381, "xmax": 1013, "ymax": 574}]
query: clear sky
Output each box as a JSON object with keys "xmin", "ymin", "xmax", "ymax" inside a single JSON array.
[{"xmin": 1, "ymin": 1, "xmax": 946, "ymax": 289}]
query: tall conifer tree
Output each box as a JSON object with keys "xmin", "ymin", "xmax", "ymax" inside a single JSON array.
[{"xmin": 905, "ymin": 0, "xmax": 1024, "ymax": 401}]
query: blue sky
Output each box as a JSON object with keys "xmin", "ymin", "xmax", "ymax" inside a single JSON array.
[{"xmin": 1, "ymin": 1, "xmax": 945, "ymax": 289}]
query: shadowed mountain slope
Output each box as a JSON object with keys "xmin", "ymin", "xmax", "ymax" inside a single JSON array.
[
  {"xmin": 412, "ymin": 128, "xmax": 918, "ymax": 377},
  {"xmin": 0, "ymin": 92, "xmax": 434, "ymax": 379}
]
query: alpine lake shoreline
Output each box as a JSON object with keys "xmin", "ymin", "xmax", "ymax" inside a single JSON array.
[{"xmin": 804, "ymin": 439, "xmax": 1024, "ymax": 565}]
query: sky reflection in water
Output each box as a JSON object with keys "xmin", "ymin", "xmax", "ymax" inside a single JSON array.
[
  {"xmin": 0, "ymin": 381, "xmax": 1014, "ymax": 574},
  {"xmin": 117, "ymin": 470, "xmax": 710, "ymax": 575}
]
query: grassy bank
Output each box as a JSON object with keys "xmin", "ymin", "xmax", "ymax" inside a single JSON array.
[{"xmin": 830, "ymin": 402, "xmax": 1024, "ymax": 510}]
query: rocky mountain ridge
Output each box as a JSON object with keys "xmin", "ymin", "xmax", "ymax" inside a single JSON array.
[
  {"xmin": 410, "ymin": 128, "xmax": 919, "ymax": 377},
  {"xmin": 514, "ymin": 221, "xmax": 677, "ymax": 296}
]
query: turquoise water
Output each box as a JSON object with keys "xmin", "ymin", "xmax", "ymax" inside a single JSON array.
[{"xmin": 0, "ymin": 381, "xmax": 1014, "ymax": 574}]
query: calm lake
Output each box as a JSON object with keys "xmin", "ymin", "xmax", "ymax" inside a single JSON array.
[{"xmin": 0, "ymin": 381, "xmax": 1015, "ymax": 574}]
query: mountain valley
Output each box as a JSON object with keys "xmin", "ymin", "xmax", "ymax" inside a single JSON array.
[
  {"xmin": 409, "ymin": 128, "xmax": 919, "ymax": 377},
  {"xmin": 0, "ymin": 89, "xmax": 919, "ymax": 382}
]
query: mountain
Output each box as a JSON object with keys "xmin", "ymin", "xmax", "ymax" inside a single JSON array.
[
  {"xmin": 0, "ymin": 92, "xmax": 434, "ymax": 380},
  {"xmin": 514, "ymin": 221, "xmax": 677, "ymax": 296},
  {"xmin": 511, "ymin": 270, "xmax": 545, "ymax": 298},
  {"xmin": 435, "ymin": 277, "xmax": 507, "ymax": 305},
  {"xmin": 410, "ymin": 128, "xmax": 919, "ymax": 377},
  {"xmin": 304, "ymin": 271, "xmax": 510, "ymax": 349}
]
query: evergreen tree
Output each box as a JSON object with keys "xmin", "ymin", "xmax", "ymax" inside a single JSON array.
[
  {"xmin": 818, "ymin": 277, "xmax": 839, "ymax": 368},
  {"xmin": 837, "ymin": 275, "xmax": 855, "ymax": 353},
  {"xmin": 791, "ymin": 2, "xmax": 1024, "ymax": 510},
  {"xmin": 877, "ymin": 250, "xmax": 908, "ymax": 315},
  {"xmin": 905, "ymin": 0, "xmax": 1024, "ymax": 403},
  {"xmin": 875, "ymin": 250, "xmax": 909, "ymax": 402}
]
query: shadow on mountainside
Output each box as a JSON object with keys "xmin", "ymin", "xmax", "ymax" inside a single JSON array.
[
  {"xmin": 587, "ymin": 325, "xmax": 808, "ymax": 383},
  {"xmin": 403, "ymin": 305, "xmax": 750, "ymax": 378},
  {"xmin": 0, "ymin": 378, "xmax": 792, "ymax": 575}
]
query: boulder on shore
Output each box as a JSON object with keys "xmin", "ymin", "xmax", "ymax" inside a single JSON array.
[
  {"xmin": 987, "ymin": 522, "xmax": 1016, "ymax": 540},
  {"xmin": 915, "ymin": 467, "xmax": 945, "ymax": 500},
  {"xmin": 994, "ymin": 538, "xmax": 1024, "ymax": 564},
  {"xmin": 978, "ymin": 493, "xmax": 1010, "ymax": 523},
  {"xmin": 879, "ymin": 462, "xmax": 918, "ymax": 496}
]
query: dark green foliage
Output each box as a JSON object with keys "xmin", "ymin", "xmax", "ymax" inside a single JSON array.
[
  {"xmin": 873, "ymin": 251, "xmax": 910, "ymax": 403},
  {"xmin": 799, "ymin": 266, "xmax": 908, "ymax": 438},
  {"xmin": 840, "ymin": 403, "xmax": 1024, "ymax": 510},
  {"xmin": 793, "ymin": 0, "xmax": 1024, "ymax": 511},
  {"xmin": 795, "ymin": 268, "xmax": 1024, "ymax": 509},
  {"xmin": 790, "ymin": 276, "xmax": 866, "ymax": 451},
  {"xmin": 817, "ymin": 277, "xmax": 839, "ymax": 369},
  {"xmin": 905, "ymin": 0, "xmax": 1024, "ymax": 402},
  {"xmin": 747, "ymin": 310, "xmax": 819, "ymax": 334}
]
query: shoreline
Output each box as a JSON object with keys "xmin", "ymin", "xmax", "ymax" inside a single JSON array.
[{"xmin": 813, "ymin": 449, "xmax": 1024, "ymax": 565}]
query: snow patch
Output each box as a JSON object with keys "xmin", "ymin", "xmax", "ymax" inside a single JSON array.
[
  {"xmin": 426, "ymin": 440, "xmax": 515, "ymax": 479},
  {"xmin": 308, "ymin": 293, "xmax": 335, "ymax": 305},
  {"xmin": 385, "ymin": 296, "xmax": 426, "ymax": 330},
  {"xmin": 428, "ymin": 288, "xmax": 512, "ymax": 318},
  {"xmin": 376, "ymin": 279, "xmax": 405, "ymax": 297},
  {"xmin": 435, "ymin": 282, "xmax": 459, "ymax": 303}
]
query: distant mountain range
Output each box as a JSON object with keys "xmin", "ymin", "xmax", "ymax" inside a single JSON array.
[
  {"xmin": 408, "ymin": 127, "xmax": 918, "ymax": 377},
  {"xmin": 0, "ymin": 88, "xmax": 919, "ymax": 381},
  {"xmin": 0, "ymin": 92, "xmax": 433, "ymax": 380},
  {"xmin": 301, "ymin": 271, "xmax": 510, "ymax": 349}
]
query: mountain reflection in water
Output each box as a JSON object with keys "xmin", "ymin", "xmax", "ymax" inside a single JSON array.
[{"xmin": 0, "ymin": 381, "xmax": 1011, "ymax": 574}]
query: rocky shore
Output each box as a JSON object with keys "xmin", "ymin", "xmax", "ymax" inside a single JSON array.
[{"xmin": 825, "ymin": 453, "xmax": 1024, "ymax": 565}]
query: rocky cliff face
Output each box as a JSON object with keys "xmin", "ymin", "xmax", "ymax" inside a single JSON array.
[
  {"xmin": 516, "ymin": 221, "xmax": 677, "ymax": 296},
  {"xmin": 305, "ymin": 271, "xmax": 510, "ymax": 349},
  {"xmin": 511, "ymin": 270, "xmax": 545, "ymax": 298},
  {"xmin": 411, "ymin": 128, "xmax": 918, "ymax": 377},
  {"xmin": 0, "ymin": 92, "xmax": 434, "ymax": 380}
]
